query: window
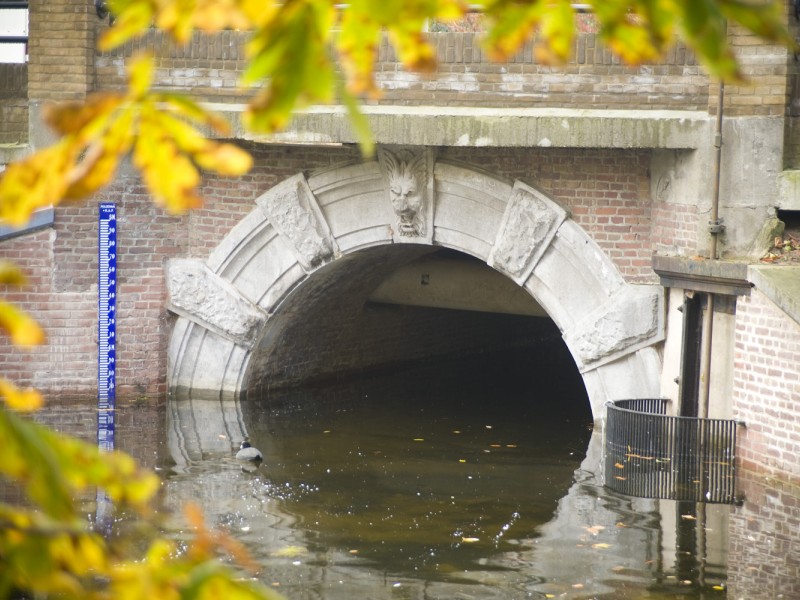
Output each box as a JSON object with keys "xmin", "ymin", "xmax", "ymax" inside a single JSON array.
[{"xmin": 0, "ymin": 2, "xmax": 28, "ymax": 64}]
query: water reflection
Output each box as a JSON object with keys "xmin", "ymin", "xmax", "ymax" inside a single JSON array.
[
  {"xmin": 16, "ymin": 381, "xmax": 795, "ymax": 598},
  {"xmin": 161, "ymin": 375, "xmax": 726, "ymax": 599}
]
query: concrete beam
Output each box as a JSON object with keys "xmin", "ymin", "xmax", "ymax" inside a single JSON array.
[
  {"xmin": 748, "ymin": 265, "xmax": 800, "ymax": 326},
  {"xmin": 0, "ymin": 143, "xmax": 28, "ymax": 165},
  {"xmin": 207, "ymin": 104, "xmax": 709, "ymax": 150}
]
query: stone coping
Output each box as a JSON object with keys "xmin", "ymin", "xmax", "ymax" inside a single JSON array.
[
  {"xmin": 0, "ymin": 143, "xmax": 29, "ymax": 165},
  {"xmin": 653, "ymin": 256, "xmax": 800, "ymax": 325},
  {"xmin": 748, "ymin": 265, "xmax": 800, "ymax": 326},
  {"xmin": 205, "ymin": 104, "xmax": 709, "ymax": 150},
  {"xmin": 652, "ymin": 255, "xmax": 752, "ymax": 296}
]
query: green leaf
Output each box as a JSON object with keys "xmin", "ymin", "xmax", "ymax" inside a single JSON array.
[{"xmin": 338, "ymin": 78, "xmax": 375, "ymax": 159}]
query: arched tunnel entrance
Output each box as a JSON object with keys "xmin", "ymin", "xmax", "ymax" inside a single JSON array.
[
  {"xmin": 162, "ymin": 154, "xmax": 678, "ymax": 594},
  {"xmin": 166, "ymin": 150, "xmax": 665, "ymax": 423},
  {"xmin": 243, "ymin": 244, "xmax": 589, "ymax": 420}
]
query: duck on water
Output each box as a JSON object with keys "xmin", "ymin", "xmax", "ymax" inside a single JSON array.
[{"xmin": 235, "ymin": 440, "xmax": 263, "ymax": 462}]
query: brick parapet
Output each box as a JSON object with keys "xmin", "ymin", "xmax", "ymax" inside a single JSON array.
[
  {"xmin": 95, "ymin": 28, "xmax": 707, "ymax": 112},
  {"xmin": 711, "ymin": 3, "xmax": 795, "ymax": 119}
]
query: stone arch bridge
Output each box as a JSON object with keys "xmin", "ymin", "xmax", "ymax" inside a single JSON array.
[{"xmin": 166, "ymin": 147, "xmax": 664, "ymax": 421}]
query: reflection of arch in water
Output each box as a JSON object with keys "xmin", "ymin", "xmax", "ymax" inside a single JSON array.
[
  {"xmin": 166, "ymin": 151, "xmax": 664, "ymax": 423},
  {"xmin": 163, "ymin": 393, "xmax": 677, "ymax": 597},
  {"xmin": 166, "ymin": 397, "xmax": 249, "ymax": 470}
]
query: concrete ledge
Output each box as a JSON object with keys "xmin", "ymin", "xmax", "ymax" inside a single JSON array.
[
  {"xmin": 207, "ymin": 104, "xmax": 709, "ymax": 150},
  {"xmin": 653, "ymin": 255, "xmax": 752, "ymax": 296},
  {"xmin": 0, "ymin": 143, "xmax": 29, "ymax": 165},
  {"xmin": 748, "ymin": 265, "xmax": 800, "ymax": 325}
]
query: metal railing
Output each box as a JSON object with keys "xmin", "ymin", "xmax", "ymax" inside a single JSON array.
[{"xmin": 605, "ymin": 399, "xmax": 742, "ymax": 504}]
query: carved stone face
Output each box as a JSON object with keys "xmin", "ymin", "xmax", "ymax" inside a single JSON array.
[{"xmin": 389, "ymin": 171, "xmax": 423, "ymax": 236}]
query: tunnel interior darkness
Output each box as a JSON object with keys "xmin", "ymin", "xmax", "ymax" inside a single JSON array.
[{"xmin": 244, "ymin": 245, "xmax": 591, "ymax": 421}]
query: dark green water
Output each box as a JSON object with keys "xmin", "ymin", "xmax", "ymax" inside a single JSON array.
[
  {"xmin": 156, "ymin": 370, "xmax": 729, "ymax": 600},
  {"xmin": 8, "ymin": 363, "xmax": 734, "ymax": 599}
]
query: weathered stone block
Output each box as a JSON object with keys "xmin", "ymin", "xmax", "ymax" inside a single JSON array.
[
  {"xmin": 489, "ymin": 180, "xmax": 568, "ymax": 284},
  {"xmin": 166, "ymin": 258, "xmax": 267, "ymax": 348},
  {"xmin": 564, "ymin": 284, "xmax": 665, "ymax": 370}
]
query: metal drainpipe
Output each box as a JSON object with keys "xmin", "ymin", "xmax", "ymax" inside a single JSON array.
[
  {"xmin": 698, "ymin": 81, "xmax": 725, "ymax": 421},
  {"xmin": 709, "ymin": 80, "xmax": 725, "ymax": 262}
]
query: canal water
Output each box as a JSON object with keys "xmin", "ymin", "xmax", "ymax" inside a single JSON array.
[{"xmin": 12, "ymin": 356, "xmax": 746, "ymax": 600}]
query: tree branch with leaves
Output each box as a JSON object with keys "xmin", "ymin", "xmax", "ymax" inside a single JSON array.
[{"xmin": 0, "ymin": 1, "xmax": 793, "ymax": 598}]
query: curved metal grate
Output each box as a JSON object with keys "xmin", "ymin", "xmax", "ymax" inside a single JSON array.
[{"xmin": 605, "ymin": 399, "xmax": 741, "ymax": 504}]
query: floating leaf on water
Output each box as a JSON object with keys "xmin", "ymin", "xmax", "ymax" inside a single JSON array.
[
  {"xmin": 413, "ymin": 438, "xmax": 424, "ymax": 442},
  {"xmin": 584, "ymin": 525, "xmax": 605, "ymax": 535},
  {"xmin": 592, "ymin": 543, "xmax": 611, "ymax": 549},
  {"xmin": 506, "ymin": 444, "xmax": 517, "ymax": 448},
  {"xmin": 572, "ymin": 583, "xmax": 584, "ymax": 589},
  {"xmin": 458, "ymin": 459, "xmax": 466, "ymax": 463},
  {"xmin": 614, "ymin": 463, "xmax": 625, "ymax": 469},
  {"xmin": 452, "ymin": 430, "xmax": 461, "ymax": 434},
  {"xmin": 681, "ymin": 514, "xmax": 697, "ymax": 521},
  {"xmin": 461, "ymin": 537, "xmax": 479, "ymax": 543},
  {"xmin": 614, "ymin": 475, "xmax": 626, "ymax": 481},
  {"xmin": 272, "ymin": 545, "xmax": 308, "ymax": 558}
]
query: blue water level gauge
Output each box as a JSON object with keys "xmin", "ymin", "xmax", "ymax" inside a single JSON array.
[
  {"xmin": 98, "ymin": 203, "xmax": 117, "ymax": 449},
  {"xmin": 97, "ymin": 203, "xmax": 117, "ymax": 534}
]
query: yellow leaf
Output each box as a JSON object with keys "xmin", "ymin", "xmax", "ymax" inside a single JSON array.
[
  {"xmin": 127, "ymin": 53, "xmax": 155, "ymax": 99},
  {"xmin": 0, "ymin": 142, "xmax": 75, "ymax": 226},
  {"xmin": 44, "ymin": 93, "xmax": 124, "ymax": 137},
  {"xmin": 0, "ymin": 378, "xmax": 44, "ymax": 412},
  {"xmin": 98, "ymin": 1, "xmax": 154, "ymax": 51},
  {"xmin": 592, "ymin": 543, "xmax": 612, "ymax": 549},
  {"xmin": 272, "ymin": 545, "xmax": 308, "ymax": 558},
  {"xmin": 194, "ymin": 143, "xmax": 253, "ymax": 176},
  {"xmin": 0, "ymin": 261, "xmax": 26, "ymax": 285},
  {"xmin": 0, "ymin": 301, "xmax": 46, "ymax": 347}
]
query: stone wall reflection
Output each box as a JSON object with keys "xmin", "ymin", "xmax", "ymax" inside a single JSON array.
[{"xmin": 163, "ymin": 397, "xmax": 730, "ymax": 598}]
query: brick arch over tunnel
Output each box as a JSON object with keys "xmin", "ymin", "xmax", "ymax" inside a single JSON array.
[{"xmin": 166, "ymin": 148, "xmax": 664, "ymax": 423}]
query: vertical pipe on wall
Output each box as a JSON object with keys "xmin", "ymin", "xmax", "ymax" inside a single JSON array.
[{"xmin": 710, "ymin": 80, "xmax": 725, "ymax": 262}]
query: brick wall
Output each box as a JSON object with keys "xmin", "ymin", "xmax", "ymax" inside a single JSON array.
[
  {"xmin": 733, "ymin": 288, "xmax": 800, "ymax": 482},
  {"xmin": 440, "ymin": 147, "xmax": 656, "ymax": 283},
  {"xmin": 94, "ymin": 28, "xmax": 707, "ymax": 112},
  {"xmin": 727, "ymin": 468, "xmax": 800, "ymax": 598},
  {"xmin": 0, "ymin": 145, "xmax": 657, "ymax": 397},
  {"xmin": 710, "ymin": 20, "xmax": 792, "ymax": 118},
  {"xmin": 28, "ymin": 0, "xmax": 95, "ymax": 101},
  {"xmin": 650, "ymin": 200, "xmax": 698, "ymax": 257},
  {"xmin": 0, "ymin": 64, "xmax": 28, "ymax": 144}
]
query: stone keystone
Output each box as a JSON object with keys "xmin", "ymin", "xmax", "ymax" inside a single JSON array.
[
  {"xmin": 378, "ymin": 146, "xmax": 435, "ymax": 244},
  {"xmin": 489, "ymin": 180, "xmax": 568, "ymax": 283},
  {"xmin": 255, "ymin": 173, "xmax": 336, "ymax": 271},
  {"xmin": 166, "ymin": 259, "xmax": 267, "ymax": 348},
  {"xmin": 564, "ymin": 284, "xmax": 665, "ymax": 370}
]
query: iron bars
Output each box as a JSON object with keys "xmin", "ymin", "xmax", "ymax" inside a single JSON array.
[{"xmin": 605, "ymin": 399, "xmax": 742, "ymax": 504}]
